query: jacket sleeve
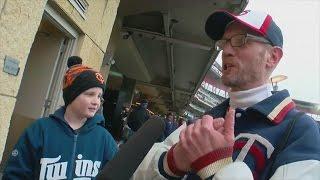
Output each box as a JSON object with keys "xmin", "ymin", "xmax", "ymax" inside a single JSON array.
[
  {"xmin": 102, "ymin": 130, "xmax": 118, "ymax": 167},
  {"xmin": 132, "ymin": 123, "xmax": 254, "ymax": 180},
  {"xmin": 2, "ymin": 122, "xmax": 42, "ymax": 180},
  {"xmin": 269, "ymin": 116, "xmax": 320, "ymax": 179}
]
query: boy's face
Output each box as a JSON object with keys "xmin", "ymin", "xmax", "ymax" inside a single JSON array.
[{"xmin": 68, "ymin": 87, "xmax": 103, "ymax": 119}]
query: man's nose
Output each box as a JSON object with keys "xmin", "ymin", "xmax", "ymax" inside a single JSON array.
[{"xmin": 222, "ymin": 40, "xmax": 235, "ymax": 56}]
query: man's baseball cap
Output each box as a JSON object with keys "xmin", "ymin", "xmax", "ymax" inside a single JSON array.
[{"xmin": 205, "ymin": 10, "xmax": 283, "ymax": 48}]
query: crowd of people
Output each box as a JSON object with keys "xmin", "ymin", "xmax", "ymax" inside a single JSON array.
[
  {"xmin": 2, "ymin": 8, "xmax": 320, "ymax": 180},
  {"xmin": 120, "ymin": 102, "xmax": 184, "ymax": 143}
]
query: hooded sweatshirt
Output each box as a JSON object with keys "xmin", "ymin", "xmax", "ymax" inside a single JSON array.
[{"xmin": 3, "ymin": 107, "xmax": 118, "ymax": 180}]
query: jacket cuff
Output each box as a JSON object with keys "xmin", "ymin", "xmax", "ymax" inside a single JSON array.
[
  {"xmin": 163, "ymin": 144, "xmax": 187, "ymax": 177},
  {"xmin": 191, "ymin": 147, "xmax": 233, "ymax": 179}
]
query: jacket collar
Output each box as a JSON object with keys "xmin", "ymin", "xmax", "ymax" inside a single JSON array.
[
  {"xmin": 249, "ymin": 89, "xmax": 295, "ymax": 124},
  {"xmin": 208, "ymin": 90, "xmax": 295, "ymax": 124},
  {"xmin": 50, "ymin": 107, "xmax": 105, "ymax": 133}
]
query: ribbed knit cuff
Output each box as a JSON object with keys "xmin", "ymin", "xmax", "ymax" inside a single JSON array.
[
  {"xmin": 163, "ymin": 144, "xmax": 187, "ymax": 177},
  {"xmin": 191, "ymin": 147, "xmax": 233, "ymax": 179}
]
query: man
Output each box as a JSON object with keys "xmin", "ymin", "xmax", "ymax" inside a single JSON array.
[
  {"xmin": 132, "ymin": 10, "xmax": 320, "ymax": 179},
  {"xmin": 127, "ymin": 99, "xmax": 150, "ymax": 132},
  {"xmin": 120, "ymin": 103, "xmax": 133, "ymax": 143}
]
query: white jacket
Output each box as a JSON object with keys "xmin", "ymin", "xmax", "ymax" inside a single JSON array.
[{"xmin": 132, "ymin": 123, "xmax": 320, "ymax": 180}]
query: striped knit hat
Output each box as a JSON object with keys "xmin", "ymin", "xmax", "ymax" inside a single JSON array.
[{"xmin": 63, "ymin": 56, "xmax": 105, "ymax": 106}]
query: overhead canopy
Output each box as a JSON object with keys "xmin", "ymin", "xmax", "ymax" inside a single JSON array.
[{"xmin": 107, "ymin": 0, "xmax": 248, "ymax": 114}]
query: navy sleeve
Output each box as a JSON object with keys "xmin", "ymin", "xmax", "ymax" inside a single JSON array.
[
  {"xmin": 271, "ymin": 115, "xmax": 320, "ymax": 175},
  {"xmin": 2, "ymin": 122, "xmax": 43, "ymax": 180}
]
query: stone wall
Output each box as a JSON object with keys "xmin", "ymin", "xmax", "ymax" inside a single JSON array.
[{"xmin": 0, "ymin": 0, "xmax": 48, "ymax": 162}]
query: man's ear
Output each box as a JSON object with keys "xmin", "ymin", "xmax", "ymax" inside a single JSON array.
[{"xmin": 267, "ymin": 47, "xmax": 283, "ymax": 68}]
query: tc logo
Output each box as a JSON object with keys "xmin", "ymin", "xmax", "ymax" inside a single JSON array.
[{"xmin": 95, "ymin": 73, "xmax": 104, "ymax": 84}]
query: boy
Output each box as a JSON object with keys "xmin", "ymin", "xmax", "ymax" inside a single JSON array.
[{"xmin": 3, "ymin": 56, "xmax": 118, "ymax": 179}]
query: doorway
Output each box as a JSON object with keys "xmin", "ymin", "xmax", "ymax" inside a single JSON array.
[{"xmin": 0, "ymin": 5, "xmax": 78, "ymax": 170}]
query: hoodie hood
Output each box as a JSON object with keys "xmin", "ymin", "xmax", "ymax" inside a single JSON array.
[{"xmin": 50, "ymin": 107, "xmax": 105, "ymax": 134}]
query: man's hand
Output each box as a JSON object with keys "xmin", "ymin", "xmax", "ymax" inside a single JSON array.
[{"xmin": 172, "ymin": 108, "xmax": 235, "ymax": 172}]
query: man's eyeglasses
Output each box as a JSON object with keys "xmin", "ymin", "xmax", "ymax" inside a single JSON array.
[{"xmin": 215, "ymin": 34, "xmax": 271, "ymax": 51}]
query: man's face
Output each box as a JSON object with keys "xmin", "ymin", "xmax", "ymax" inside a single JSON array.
[
  {"xmin": 221, "ymin": 22, "xmax": 271, "ymax": 91},
  {"xmin": 68, "ymin": 87, "xmax": 103, "ymax": 119}
]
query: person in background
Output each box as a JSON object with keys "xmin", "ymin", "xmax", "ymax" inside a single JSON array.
[
  {"xmin": 120, "ymin": 103, "xmax": 133, "ymax": 143},
  {"xmin": 164, "ymin": 112, "xmax": 179, "ymax": 138},
  {"xmin": 177, "ymin": 117, "xmax": 186, "ymax": 126},
  {"xmin": 132, "ymin": 10, "xmax": 320, "ymax": 179},
  {"xmin": 3, "ymin": 56, "xmax": 118, "ymax": 179},
  {"xmin": 127, "ymin": 99, "xmax": 150, "ymax": 132}
]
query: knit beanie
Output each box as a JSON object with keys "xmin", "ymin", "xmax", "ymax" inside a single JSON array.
[{"xmin": 63, "ymin": 56, "xmax": 105, "ymax": 106}]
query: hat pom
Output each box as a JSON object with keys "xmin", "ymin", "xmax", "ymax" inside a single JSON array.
[{"xmin": 67, "ymin": 56, "xmax": 82, "ymax": 68}]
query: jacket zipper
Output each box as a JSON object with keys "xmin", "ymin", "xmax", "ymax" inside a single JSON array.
[{"xmin": 68, "ymin": 133, "xmax": 78, "ymax": 179}]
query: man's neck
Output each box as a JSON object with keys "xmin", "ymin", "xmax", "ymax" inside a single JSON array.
[
  {"xmin": 64, "ymin": 107, "xmax": 87, "ymax": 130},
  {"xmin": 229, "ymin": 83, "xmax": 273, "ymax": 109}
]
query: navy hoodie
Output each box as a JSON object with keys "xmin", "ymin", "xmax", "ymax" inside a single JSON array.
[{"xmin": 3, "ymin": 107, "xmax": 118, "ymax": 180}]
